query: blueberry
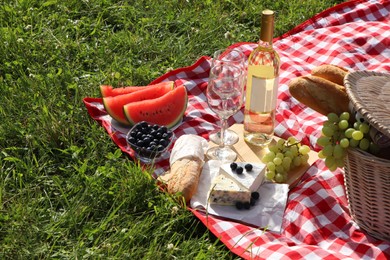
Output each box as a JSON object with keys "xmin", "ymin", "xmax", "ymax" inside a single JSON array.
[
  {"xmin": 243, "ymin": 202, "xmax": 251, "ymax": 210},
  {"xmin": 143, "ymin": 139, "xmax": 151, "ymax": 147},
  {"xmin": 235, "ymin": 201, "xmax": 243, "ymax": 210},
  {"xmin": 250, "ymin": 198, "xmax": 256, "ymax": 206},
  {"xmin": 245, "ymin": 163, "xmax": 253, "ymax": 172},
  {"xmin": 140, "ymin": 121, "xmax": 148, "ymax": 128},
  {"xmin": 159, "ymin": 139, "xmax": 168, "ymax": 147},
  {"xmin": 128, "ymin": 136, "xmax": 136, "ymax": 144},
  {"xmin": 136, "ymin": 140, "xmax": 144, "ymax": 147},
  {"xmin": 251, "ymin": 192, "xmax": 260, "ymax": 200},
  {"xmin": 166, "ymin": 131, "xmax": 173, "ymax": 138},
  {"xmin": 236, "ymin": 166, "xmax": 243, "ymax": 175},
  {"xmin": 157, "ymin": 144, "xmax": 165, "ymax": 151},
  {"xmin": 159, "ymin": 126, "xmax": 168, "ymax": 134},
  {"xmin": 230, "ymin": 162, "xmax": 238, "ymax": 171}
]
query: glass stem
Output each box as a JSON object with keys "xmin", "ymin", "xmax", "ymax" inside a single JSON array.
[
  {"xmin": 220, "ymin": 98, "xmax": 228, "ymax": 148},
  {"xmin": 220, "ymin": 118, "xmax": 227, "ymax": 148}
]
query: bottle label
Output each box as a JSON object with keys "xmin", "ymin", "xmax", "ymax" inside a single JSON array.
[{"xmin": 245, "ymin": 65, "xmax": 278, "ymax": 112}]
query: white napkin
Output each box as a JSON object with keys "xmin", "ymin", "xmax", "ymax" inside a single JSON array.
[
  {"xmin": 190, "ymin": 160, "xmax": 289, "ymax": 233},
  {"xmin": 169, "ymin": 134, "xmax": 209, "ymax": 165}
]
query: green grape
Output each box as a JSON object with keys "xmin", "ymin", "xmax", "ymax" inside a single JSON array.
[
  {"xmin": 333, "ymin": 144, "xmax": 345, "ymax": 159},
  {"xmin": 345, "ymin": 128, "xmax": 355, "ymax": 138},
  {"xmin": 317, "ymin": 136, "xmax": 331, "ymax": 147},
  {"xmin": 287, "ymin": 136, "xmax": 297, "ymax": 145},
  {"xmin": 353, "ymin": 121, "xmax": 361, "ymax": 130},
  {"xmin": 301, "ymin": 154, "xmax": 310, "ymax": 164},
  {"xmin": 299, "ymin": 145, "xmax": 311, "ymax": 155},
  {"xmin": 349, "ymin": 138, "xmax": 359, "ymax": 148},
  {"xmin": 262, "ymin": 151, "xmax": 276, "ymax": 163},
  {"xmin": 276, "ymin": 141, "xmax": 284, "ymax": 151},
  {"xmin": 359, "ymin": 123, "xmax": 370, "ymax": 134},
  {"xmin": 328, "ymin": 163, "xmax": 338, "ymax": 172},
  {"xmin": 293, "ymin": 156, "xmax": 302, "ymax": 167},
  {"xmin": 273, "ymin": 157, "xmax": 282, "ymax": 166},
  {"xmin": 267, "ymin": 162, "xmax": 276, "ymax": 171},
  {"xmin": 318, "ymin": 150, "xmax": 326, "ymax": 159},
  {"xmin": 275, "ymin": 165, "xmax": 285, "ymax": 174},
  {"xmin": 335, "ymin": 158, "xmax": 345, "ymax": 168},
  {"xmin": 268, "ymin": 145, "xmax": 279, "ymax": 153},
  {"xmin": 322, "ymin": 126, "xmax": 335, "ymax": 137},
  {"xmin": 325, "ymin": 156, "xmax": 336, "ymax": 169},
  {"xmin": 333, "ymin": 130, "xmax": 341, "ymax": 141},
  {"xmin": 282, "ymin": 157, "xmax": 292, "ymax": 170},
  {"xmin": 339, "ymin": 112, "xmax": 350, "ymax": 121},
  {"xmin": 290, "ymin": 146, "xmax": 299, "ymax": 157},
  {"xmin": 330, "ymin": 122, "xmax": 339, "ymax": 131},
  {"xmin": 352, "ymin": 130, "xmax": 364, "ymax": 141},
  {"xmin": 274, "ymin": 173, "xmax": 285, "ymax": 183},
  {"xmin": 265, "ymin": 170, "xmax": 275, "ymax": 180},
  {"xmin": 322, "ymin": 144, "xmax": 334, "ymax": 157},
  {"xmin": 327, "ymin": 112, "xmax": 339, "ymax": 123},
  {"xmin": 276, "ymin": 152, "xmax": 284, "ymax": 159},
  {"xmin": 359, "ymin": 138, "xmax": 370, "ymax": 151},
  {"xmin": 338, "ymin": 119, "xmax": 349, "ymax": 130},
  {"xmin": 340, "ymin": 138, "xmax": 349, "ymax": 148},
  {"xmin": 284, "ymin": 150, "xmax": 294, "ymax": 159},
  {"xmin": 277, "ymin": 139, "xmax": 285, "ymax": 146}
]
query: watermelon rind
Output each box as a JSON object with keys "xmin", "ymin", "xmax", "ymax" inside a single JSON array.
[
  {"xmin": 100, "ymin": 81, "xmax": 174, "ymax": 97},
  {"xmin": 103, "ymin": 83, "xmax": 174, "ymax": 125},
  {"xmin": 123, "ymin": 85, "xmax": 188, "ymax": 128}
]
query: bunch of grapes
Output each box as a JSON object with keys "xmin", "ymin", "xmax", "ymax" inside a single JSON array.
[
  {"xmin": 262, "ymin": 137, "xmax": 311, "ymax": 183},
  {"xmin": 317, "ymin": 112, "xmax": 380, "ymax": 171}
]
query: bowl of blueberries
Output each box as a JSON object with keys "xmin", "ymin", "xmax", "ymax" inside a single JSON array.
[{"xmin": 126, "ymin": 121, "xmax": 174, "ymax": 164}]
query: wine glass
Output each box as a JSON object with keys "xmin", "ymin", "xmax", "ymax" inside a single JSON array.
[
  {"xmin": 209, "ymin": 48, "xmax": 247, "ymax": 146},
  {"xmin": 206, "ymin": 64, "xmax": 244, "ymax": 162}
]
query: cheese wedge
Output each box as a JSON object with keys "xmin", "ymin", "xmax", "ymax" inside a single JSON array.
[
  {"xmin": 208, "ymin": 174, "xmax": 251, "ymax": 206},
  {"xmin": 219, "ymin": 162, "xmax": 266, "ymax": 192}
]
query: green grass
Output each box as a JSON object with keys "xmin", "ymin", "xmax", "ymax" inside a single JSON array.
[{"xmin": 1, "ymin": 0, "xmax": 345, "ymax": 258}]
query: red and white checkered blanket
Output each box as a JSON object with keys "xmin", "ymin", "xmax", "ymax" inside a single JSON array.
[{"xmin": 84, "ymin": 0, "xmax": 390, "ymax": 258}]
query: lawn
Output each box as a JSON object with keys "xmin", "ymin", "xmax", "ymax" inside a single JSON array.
[{"xmin": 1, "ymin": 0, "xmax": 345, "ymax": 258}]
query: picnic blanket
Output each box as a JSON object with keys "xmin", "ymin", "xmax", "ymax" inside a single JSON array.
[{"xmin": 83, "ymin": 0, "xmax": 390, "ymax": 259}]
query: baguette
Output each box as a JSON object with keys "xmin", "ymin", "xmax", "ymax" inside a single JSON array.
[
  {"xmin": 158, "ymin": 134, "xmax": 208, "ymax": 202},
  {"xmin": 159, "ymin": 157, "xmax": 203, "ymax": 202},
  {"xmin": 311, "ymin": 64, "xmax": 349, "ymax": 86},
  {"xmin": 288, "ymin": 75, "xmax": 349, "ymax": 116}
]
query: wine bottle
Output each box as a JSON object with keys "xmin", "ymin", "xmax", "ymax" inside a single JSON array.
[{"xmin": 243, "ymin": 9, "xmax": 280, "ymax": 146}]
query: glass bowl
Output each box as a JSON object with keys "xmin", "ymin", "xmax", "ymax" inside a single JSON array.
[{"xmin": 126, "ymin": 121, "xmax": 174, "ymax": 164}]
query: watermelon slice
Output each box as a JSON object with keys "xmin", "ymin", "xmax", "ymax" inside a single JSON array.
[
  {"xmin": 123, "ymin": 85, "xmax": 187, "ymax": 128},
  {"xmin": 100, "ymin": 81, "xmax": 174, "ymax": 97},
  {"xmin": 103, "ymin": 83, "xmax": 174, "ymax": 125}
]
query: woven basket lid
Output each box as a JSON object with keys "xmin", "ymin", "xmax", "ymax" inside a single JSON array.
[{"xmin": 344, "ymin": 70, "xmax": 390, "ymax": 139}]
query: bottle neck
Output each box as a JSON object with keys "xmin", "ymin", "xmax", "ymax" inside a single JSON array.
[{"xmin": 259, "ymin": 10, "xmax": 274, "ymax": 46}]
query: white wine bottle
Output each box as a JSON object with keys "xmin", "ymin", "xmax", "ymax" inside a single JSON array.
[{"xmin": 244, "ymin": 9, "xmax": 280, "ymax": 146}]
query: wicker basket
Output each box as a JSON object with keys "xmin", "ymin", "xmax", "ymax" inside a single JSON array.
[{"xmin": 344, "ymin": 70, "xmax": 390, "ymax": 241}]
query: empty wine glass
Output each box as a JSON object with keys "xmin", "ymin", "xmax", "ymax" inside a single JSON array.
[
  {"xmin": 209, "ymin": 48, "xmax": 247, "ymax": 146},
  {"xmin": 206, "ymin": 64, "xmax": 244, "ymax": 162}
]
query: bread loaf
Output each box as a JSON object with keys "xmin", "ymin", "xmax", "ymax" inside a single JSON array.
[
  {"xmin": 159, "ymin": 157, "xmax": 203, "ymax": 202},
  {"xmin": 288, "ymin": 75, "xmax": 349, "ymax": 116},
  {"xmin": 311, "ymin": 64, "xmax": 349, "ymax": 86},
  {"xmin": 158, "ymin": 134, "xmax": 208, "ymax": 202}
]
